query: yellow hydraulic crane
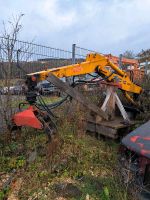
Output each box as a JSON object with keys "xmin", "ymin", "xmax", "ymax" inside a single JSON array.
[
  {"xmin": 28, "ymin": 53, "xmax": 142, "ymax": 95},
  {"xmin": 11, "ymin": 53, "xmax": 143, "ymax": 141}
]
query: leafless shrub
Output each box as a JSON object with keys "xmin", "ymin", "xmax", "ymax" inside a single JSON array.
[{"xmin": 0, "ymin": 14, "xmax": 24, "ymax": 133}]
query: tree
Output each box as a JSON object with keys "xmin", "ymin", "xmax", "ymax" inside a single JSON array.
[
  {"xmin": 122, "ymin": 50, "xmax": 135, "ymax": 59},
  {"xmin": 0, "ymin": 14, "xmax": 24, "ymax": 132},
  {"xmin": 137, "ymin": 49, "xmax": 150, "ymax": 63}
]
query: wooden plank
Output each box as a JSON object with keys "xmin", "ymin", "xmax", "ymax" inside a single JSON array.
[
  {"xmin": 86, "ymin": 121, "xmax": 96, "ymax": 132},
  {"xmin": 47, "ymin": 74, "xmax": 108, "ymax": 120},
  {"xmin": 86, "ymin": 117, "xmax": 137, "ymax": 129},
  {"xmin": 96, "ymin": 118, "xmax": 137, "ymax": 129},
  {"xmin": 96, "ymin": 124, "xmax": 117, "ymax": 139},
  {"xmin": 86, "ymin": 121, "xmax": 117, "ymax": 139},
  {"xmin": 86, "ymin": 118, "xmax": 138, "ymax": 139}
]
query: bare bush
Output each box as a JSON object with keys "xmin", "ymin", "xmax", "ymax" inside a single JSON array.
[{"xmin": 0, "ymin": 14, "xmax": 24, "ymax": 132}]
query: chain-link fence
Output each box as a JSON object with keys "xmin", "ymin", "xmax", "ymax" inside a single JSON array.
[
  {"xmin": 0, "ymin": 37, "xmax": 147, "ymax": 82},
  {"xmin": 73, "ymin": 44, "xmax": 100, "ymax": 61},
  {"xmin": 0, "ymin": 38, "xmax": 101, "ymax": 80},
  {"xmin": 0, "ymin": 38, "xmax": 75, "ymax": 131},
  {"xmin": 0, "ymin": 36, "xmax": 73, "ymax": 79}
]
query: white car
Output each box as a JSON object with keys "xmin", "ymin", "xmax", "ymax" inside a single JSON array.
[
  {"xmin": 37, "ymin": 80, "xmax": 59, "ymax": 95},
  {"xmin": 2, "ymin": 86, "xmax": 15, "ymax": 94}
]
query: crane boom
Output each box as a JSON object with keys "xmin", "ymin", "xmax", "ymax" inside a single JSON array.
[{"xmin": 27, "ymin": 53, "xmax": 142, "ymax": 95}]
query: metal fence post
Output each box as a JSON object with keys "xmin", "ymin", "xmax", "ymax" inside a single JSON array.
[
  {"xmin": 66, "ymin": 44, "xmax": 76, "ymax": 84},
  {"xmin": 72, "ymin": 44, "xmax": 76, "ymax": 64},
  {"xmin": 145, "ymin": 60, "xmax": 148, "ymax": 75},
  {"xmin": 119, "ymin": 54, "xmax": 123, "ymax": 69}
]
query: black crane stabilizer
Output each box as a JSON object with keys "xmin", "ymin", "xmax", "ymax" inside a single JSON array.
[{"xmin": 122, "ymin": 120, "xmax": 150, "ymax": 159}]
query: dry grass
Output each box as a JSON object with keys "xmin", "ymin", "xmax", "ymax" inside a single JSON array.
[{"xmin": 0, "ymin": 101, "xmax": 134, "ymax": 200}]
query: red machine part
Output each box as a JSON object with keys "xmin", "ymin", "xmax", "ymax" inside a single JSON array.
[
  {"xmin": 130, "ymin": 135, "xmax": 150, "ymax": 157},
  {"xmin": 105, "ymin": 54, "xmax": 144, "ymax": 82},
  {"xmin": 122, "ymin": 120, "xmax": 150, "ymax": 159},
  {"xmin": 13, "ymin": 106, "xmax": 43, "ymax": 129}
]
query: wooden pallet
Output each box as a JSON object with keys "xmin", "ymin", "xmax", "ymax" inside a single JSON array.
[{"xmin": 86, "ymin": 117, "xmax": 138, "ymax": 139}]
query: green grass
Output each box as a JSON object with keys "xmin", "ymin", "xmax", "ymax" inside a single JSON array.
[
  {"xmin": 10, "ymin": 95, "xmax": 61, "ymax": 108},
  {"xmin": 0, "ymin": 105, "xmax": 133, "ymax": 200}
]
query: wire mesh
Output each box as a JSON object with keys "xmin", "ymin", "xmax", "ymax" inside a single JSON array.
[
  {"xmin": 0, "ymin": 36, "xmax": 72, "ymax": 79},
  {"xmin": 75, "ymin": 45, "xmax": 100, "ymax": 59}
]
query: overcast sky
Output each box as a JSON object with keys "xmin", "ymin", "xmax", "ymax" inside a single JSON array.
[{"xmin": 0, "ymin": 0, "xmax": 150, "ymax": 55}]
